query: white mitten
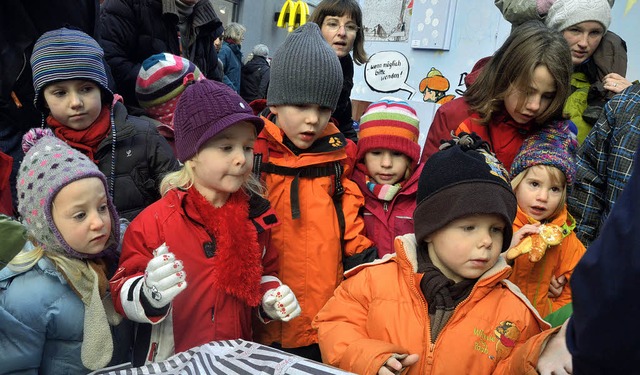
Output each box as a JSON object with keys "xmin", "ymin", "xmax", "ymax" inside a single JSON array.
[
  {"xmin": 142, "ymin": 243, "xmax": 187, "ymax": 309},
  {"xmin": 261, "ymin": 285, "xmax": 301, "ymax": 322}
]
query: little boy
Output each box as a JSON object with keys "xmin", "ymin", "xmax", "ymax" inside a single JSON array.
[
  {"xmin": 30, "ymin": 27, "xmax": 179, "ymax": 221},
  {"xmin": 314, "ymin": 134, "xmax": 562, "ymax": 374},
  {"xmin": 251, "ymin": 23, "xmax": 377, "ymax": 361}
]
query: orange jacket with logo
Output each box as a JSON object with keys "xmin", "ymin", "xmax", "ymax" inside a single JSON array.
[
  {"xmin": 314, "ymin": 234, "xmax": 556, "ymax": 375},
  {"xmin": 253, "ymin": 118, "xmax": 375, "ymax": 348},
  {"xmin": 508, "ymin": 205, "xmax": 586, "ymax": 318}
]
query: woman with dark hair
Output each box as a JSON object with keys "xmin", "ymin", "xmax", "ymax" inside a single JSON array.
[{"xmin": 311, "ymin": 0, "xmax": 367, "ymax": 143}]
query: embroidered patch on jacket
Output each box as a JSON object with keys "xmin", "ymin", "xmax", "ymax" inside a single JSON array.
[{"xmin": 473, "ymin": 320, "xmax": 521, "ymax": 362}]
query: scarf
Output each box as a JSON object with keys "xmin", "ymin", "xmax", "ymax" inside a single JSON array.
[
  {"xmin": 47, "ymin": 105, "xmax": 111, "ymax": 163},
  {"xmin": 416, "ymin": 244, "xmax": 476, "ymax": 342},
  {"xmin": 46, "ymin": 252, "xmax": 122, "ymax": 370},
  {"xmin": 365, "ymin": 175, "xmax": 402, "ymax": 202},
  {"xmin": 187, "ymin": 186, "xmax": 263, "ymax": 306}
]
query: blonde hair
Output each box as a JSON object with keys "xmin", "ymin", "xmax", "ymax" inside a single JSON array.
[
  {"xmin": 160, "ymin": 160, "xmax": 266, "ymax": 198},
  {"xmin": 8, "ymin": 243, "xmax": 45, "ymax": 272},
  {"xmin": 511, "ymin": 165, "xmax": 567, "ymax": 219}
]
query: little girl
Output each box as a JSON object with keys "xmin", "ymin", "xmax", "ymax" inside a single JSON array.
[
  {"xmin": 351, "ymin": 98, "xmax": 423, "ymax": 257},
  {"xmin": 507, "ymin": 120, "xmax": 585, "ymax": 323},
  {"xmin": 421, "ymin": 20, "xmax": 573, "ymax": 171},
  {"xmin": 110, "ymin": 79, "xmax": 301, "ymax": 365},
  {"xmin": 30, "ymin": 27, "xmax": 179, "ymax": 221},
  {"xmin": 0, "ymin": 129, "xmax": 130, "ymax": 373}
]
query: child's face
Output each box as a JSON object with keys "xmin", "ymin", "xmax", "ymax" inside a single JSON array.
[
  {"xmin": 562, "ymin": 21, "xmax": 604, "ymax": 66},
  {"xmin": 426, "ymin": 214, "xmax": 505, "ymax": 283},
  {"xmin": 190, "ymin": 122, "xmax": 256, "ymax": 207},
  {"xmin": 52, "ymin": 177, "xmax": 112, "ymax": 256},
  {"xmin": 43, "ymin": 80, "xmax": 102, "ymax": 131},
  {"xmin": 514, "ymin": 166, "xmax": 564, "ymax": 222},
  {"xmin": 270, "ymin": 104, "xmax": 332, "ymax": 149},
  {"xmin": 503, "ymin": 65, "xmax": 555, "ymax": 124},
  {"xmin": 364, "ymin": 149, "xmax": 410, "ymax": 185},
  {"xmin": 320, "ymin": 15, "xmax": 357, "ymax": 58}
]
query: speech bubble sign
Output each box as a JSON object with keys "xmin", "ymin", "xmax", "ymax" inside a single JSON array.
[{"xmin": 364, "ymin": 51, "xmax": 416, "ymax": 99}]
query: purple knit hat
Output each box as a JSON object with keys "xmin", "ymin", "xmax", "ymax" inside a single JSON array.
[
  {"xmin": 173, "ymin": 79, "xmax": 264, "ymax": 162},
  {"xmin": 17, "ymin": 128, "xmax": 120, "ymax": 259},
  {"xmin": 510, "ymin": 120, "xmax": 578, "ymax": 184}
]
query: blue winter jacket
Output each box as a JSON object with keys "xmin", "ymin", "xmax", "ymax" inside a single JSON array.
[
  {"xmin": 218, "ymin": 42, "xmax": 243, "ymax": 93},
  {"xmin": 0, "ymin": 244, "xmax": 132, "ymax": 374}
]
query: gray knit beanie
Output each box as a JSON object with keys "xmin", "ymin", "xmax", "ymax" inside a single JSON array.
[
  {"xmin": 546, "ymin": 0, "xmax": 611, "ymax": 33},
  {"xmin": 267, "ymin": 22, "xmax": 343, "ymax": 111},
  {"xmin": 17, "ymin": 128, "xmax": 119, "ymax": 259},
  {"xmin": 31, "ymin": 27, "xmax": 113, "ymax": 112}
]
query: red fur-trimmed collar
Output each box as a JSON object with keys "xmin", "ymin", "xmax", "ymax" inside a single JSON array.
[{"xmin": 187, "ymin": 187, "xmax": 263, "ymax": 306}]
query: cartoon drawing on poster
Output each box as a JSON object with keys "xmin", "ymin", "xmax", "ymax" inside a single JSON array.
[
  {"xmin": 419, "ymin": 67, "xmax": 455, "ymax": 104},
  {"xmin": 364, "ymin": 51, "xmax": 415, "ymax": 99},
  {"xmin": 362, "ymin": 0, "xmax": 413, "ymax": 42}
]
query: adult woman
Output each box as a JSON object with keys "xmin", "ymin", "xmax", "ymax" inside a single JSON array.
[
  {"xmin": 218, "ymin": 22, "xmax": 246, "ymax": 93},
  {"xmin": 311, "ymin": 0, "xmax": 367, "ymax": 143},
  {"xmin": 494, "ymin": 0, "xmax": 633, "ymax": 143}
]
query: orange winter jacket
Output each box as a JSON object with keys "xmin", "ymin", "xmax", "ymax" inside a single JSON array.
[
  {"xmin": 253, "ymin": 117, "xmax": 375, "ymax": 348},
  {"xmin": 508, "ymin": 205, "xmax": 586, "ymax": 318},
  {"xmin": 314, "ymin": 234, "xmax": 557, "ymax": 375}
]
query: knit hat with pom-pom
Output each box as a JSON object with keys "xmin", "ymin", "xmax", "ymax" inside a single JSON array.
[{"xmin": 17, "ymin": 128, "xmax": 119, "ymax": 259}]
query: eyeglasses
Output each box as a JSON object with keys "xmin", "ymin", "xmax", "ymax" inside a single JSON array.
[{"xmin": 323, "ymin": 20, "xmax": 360, "ymax": 34}]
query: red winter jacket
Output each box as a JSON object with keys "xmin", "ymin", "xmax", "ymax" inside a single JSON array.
[{"xmin": 351, "ymin": 163, "xmax": 422, "ymax": 257}]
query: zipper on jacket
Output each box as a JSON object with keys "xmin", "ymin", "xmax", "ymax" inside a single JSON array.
[
  {"xmin": 148, "ymin": 342, "xmax": 158, "ymax": 362},
  {"xmin": 407, "ymin": 265, "xmax": 433, "ymax": 371},
  {"xmin": 383, "ymin": 202, "xmax": 388, "ymax": 212}
]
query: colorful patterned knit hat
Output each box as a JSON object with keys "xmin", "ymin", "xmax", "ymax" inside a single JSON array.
[
  {"xmin": 357, "ymin": 97, "xmax": 421, "ymax": 169},
  {"xmin": 31, "ymin": 27, "xmax": 113, "ymax": 112},
  {"xmin": 136, "ymin": 53, "xmax": 204, "ymax": 109},
  {"xmin": 510, "ymin": 120, "xmax": 578, "ymax": 184},
  {"xmin": 17, "ymin": 128, "xmax": 119, "ymax": 259}
]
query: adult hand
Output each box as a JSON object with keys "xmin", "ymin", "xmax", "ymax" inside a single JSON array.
[
  {"xmin": 261, "ymin": 285, "xmax": 301, "ymax": 322},
  {"xmin": 378, "ymin": 353, "xmax": 420, "ymax": 375},
  {"xmin": 142, "ymin": 243, "xmax": 187, "ymax": 309},
  {"xmin": 537, "ymin": 319, "xmax": 572, "ymax": 375},
  {"xmin": 603, "ymin": 73, "xmax": 633, "ymax": 94},
  {"xmin": 548, "ymin": 274, "xmax": 567, "ymax": 298}
]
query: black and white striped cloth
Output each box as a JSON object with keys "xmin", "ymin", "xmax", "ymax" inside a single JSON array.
[{"xmin": 90, "ymin": 339, "xmax": 355, "ymax": 375}]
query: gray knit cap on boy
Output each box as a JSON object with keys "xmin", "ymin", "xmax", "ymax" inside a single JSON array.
[
  {"xmin": 30, "ymin": 27, "xmax": 113, "ymax": 111},
  {"xmin": 17, "ymin": 128, "xmax": 119, "ymax": 259},
  {"xmin": 267, "ymin": 22, "xmax": 343, "ymax": 111},
  {"xmin": 413, "ymin": 133, "xmax": 517, "ymax": 252},
  {"xmin": 546, "ymin": 0, "xmax": 611, "ymax": 33}
]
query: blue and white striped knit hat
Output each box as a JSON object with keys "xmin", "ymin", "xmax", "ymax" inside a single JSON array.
[{"xmin": 31, "ymin": 27, "xmax": 113, "ymax": 111}]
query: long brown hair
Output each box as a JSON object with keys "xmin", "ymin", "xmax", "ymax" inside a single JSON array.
[
  {"xmin": 310, "ymin": 0, "xmax": 368, "ymax": 65},
  {"xmin": 464, "ymin": 20, "xmax": 572, "ymax": 125}
]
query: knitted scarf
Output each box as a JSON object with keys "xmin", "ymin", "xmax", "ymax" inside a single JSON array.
[
  {"xmin": 46, "ymin": 105, "xmax": 111, "ymax": 163},
  {"xmin": 365, "ymin": 175, "xmax": 402, "ymax": 202},
  {"xmin": 46, "ymin": 252, "xmax": 122, "ymax": 370},
  {"xmin": 416, "ymin": 244, "xmax": 476, "ymax": 342},
  {"xmin": 187, "ymin": 186, "xmax": 263, "ymax": 306}
]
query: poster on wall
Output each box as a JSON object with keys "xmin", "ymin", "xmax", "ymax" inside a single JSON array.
[{"xmin": 362, "ymin": 0, "xmax": 413, "ymax": 42}]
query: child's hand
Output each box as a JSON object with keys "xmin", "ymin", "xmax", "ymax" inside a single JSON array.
[
  {"xmin": 548, "ymin": 274, "xmax": 567, "ymax": 298},
  {"xmin": 261, "ymin": 285, "xmax": 301, "ymax": 322},
  {"xmin": 509, "ymin": 224, "xmax": 540, "ymax": 249},
  {"xmin": 378, "ymin": 353, "xmax": 419, "ymax": 375},
  {"xmin": 142, "ymin": 243, "xmax": 187, "ymax": 309}
]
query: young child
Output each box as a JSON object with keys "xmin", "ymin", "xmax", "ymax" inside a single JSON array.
[
  {"xmin": 110, "ymin": 79, "xmax": 301, "ymax": 365},
  {"xmin": 135, "ymin": 52, "xmax": 205, "ymax": 153},
  {"xmin": 0, "ymin": 129, "xmax": 130, "ymax": 373},
  {"xmin": 421, "ymin": 20, "xmax": 572, "ymax": 171},
  {"xmin": 30, "ymin": 27, "xmax": 180, "ymax": 221},
  {"xmin": 314, "ymin": 133, "xmax": 562, "ymax": 374},
  {"xmin": 251, "ymin": 22, "xmax": 377, "ymax": 361},
  {"xmin": 507, "ymin": 120, "xmax": 585, "ymax": 324},
  {"xmin": 352, "ymin": 98, "xmax": 423, "ymax": 257}
]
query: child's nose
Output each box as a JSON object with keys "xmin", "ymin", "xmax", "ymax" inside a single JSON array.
[{"xmin": 69, "ymin": 92, "xmax": 82, "ymax": 108}]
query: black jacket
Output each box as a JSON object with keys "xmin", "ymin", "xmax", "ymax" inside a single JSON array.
[
  {"xmin": 240, "ymin": 56, "xmax": 270, "ymax": 103},
  {"xmin": 333, "ymin": 55, "xmax": 358, "ymax": 143},
  {"xmin": 99, "ymin": 0, "xmax": 223, "ymax": 107},
  {"xmin": 97, "ymin": 102, "xmax": 180, "ymax": 221}
]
